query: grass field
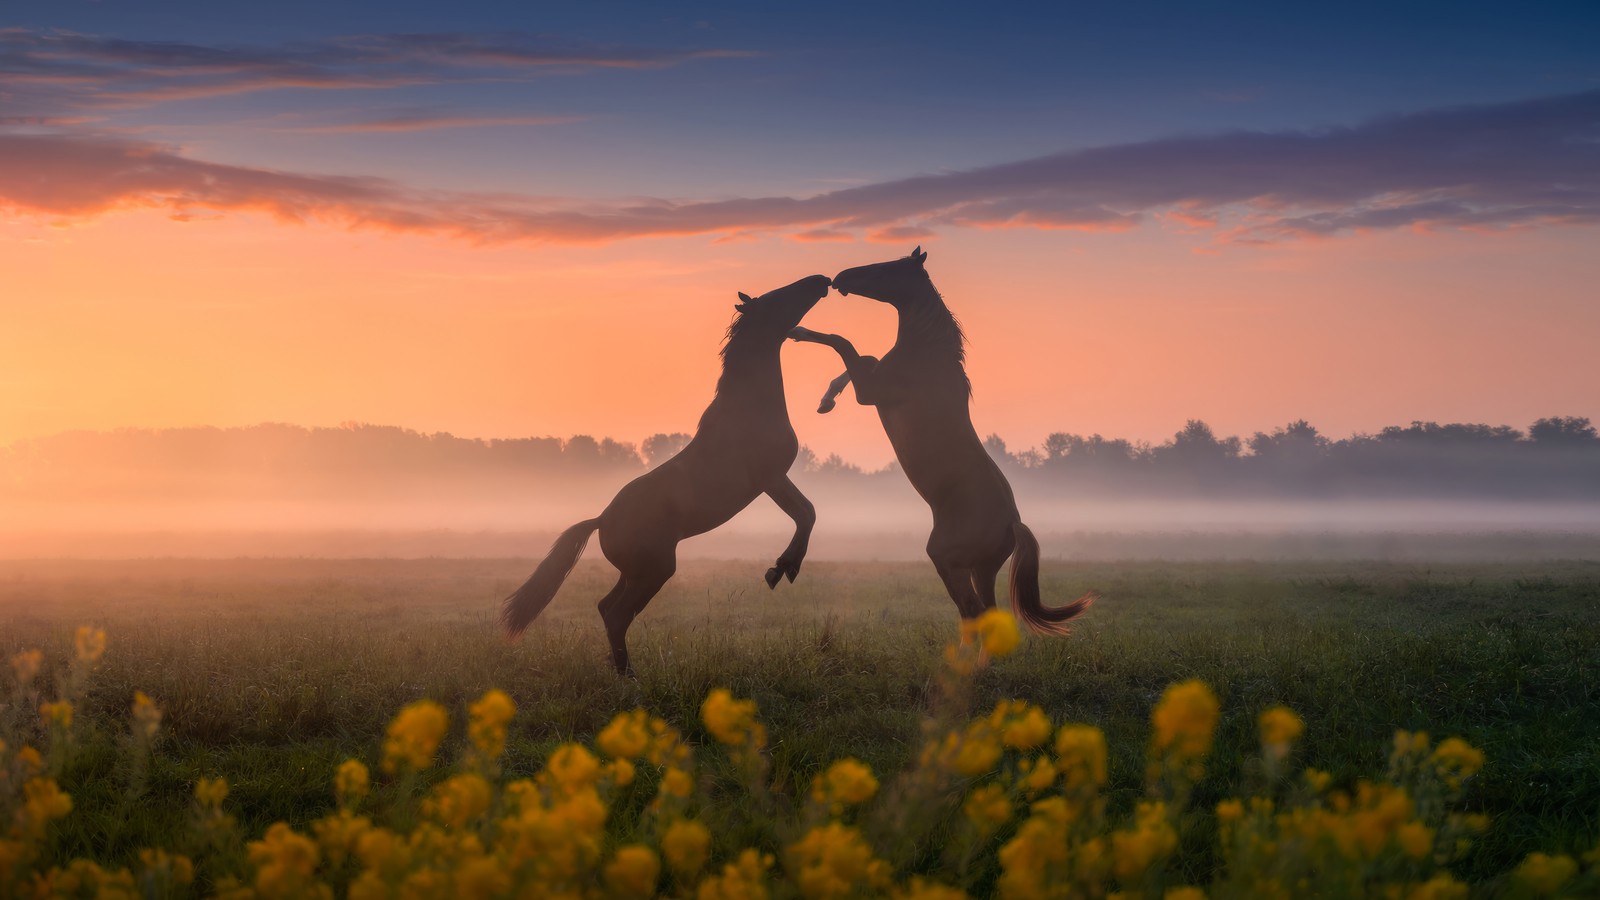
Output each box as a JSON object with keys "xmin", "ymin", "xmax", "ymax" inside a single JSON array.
[{"xmin": 3, "ymin": 555, "xmax": 1598, "ymax": 888}]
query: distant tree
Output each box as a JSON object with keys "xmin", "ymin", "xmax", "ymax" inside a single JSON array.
[
  {"xmin": 792, "ymin": 444, "xmax": 819, "ymax": 474},
  {"xmin": 562, "ymin": 435, "xmax": 602, "ymax": 467},
  {"xmin": 1044, "ymin": 432, "xmax": 1073, "ymax": 462},
  {"xmin": 1377, "ymin": 421, "xmax": 1522, "ymax": 444},
  {"xmin": 598, "ymin": 438, "xmax": 643, "ymax": 469},
  {"xmin": 642, "ymin": 432, "xmax": 692, "ymax": 467},
  {"xmin": 1154, "ymin": 420, "xmax": 1241, "ymax": 464},
  {"xmin": 812, "ymin": 453, "xmax": 862, "ymax": 476},
  {"xmin": 1248, "ymin": 420, "xmax": 1328, "ymax": 461},
  {"xmin": 1528, "ymin": 416, "xmax": 1598, "ymax": 445}
]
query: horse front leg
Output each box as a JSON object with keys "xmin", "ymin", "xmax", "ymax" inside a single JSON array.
[
  {"xmin": 788, "ymin": 328, "xmax": 882, "ymax": 408},
  {"xmin": 762, "ymin": 475, "xmax": 815, "ymax": 589}
]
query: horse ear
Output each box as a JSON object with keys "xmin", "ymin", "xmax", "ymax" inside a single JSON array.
[
  {"xmin": 737, "ymin": 291, "xmax": 754, "ymax": 302},
  {"xmin": 911, "ymin": 246, "xmax": 927, "ymax": 264}
]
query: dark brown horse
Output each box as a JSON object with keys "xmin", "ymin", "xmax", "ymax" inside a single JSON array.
[
  {"xmin": 789, "ymin": 249, "xmax": 1093, "ymax": 634},
  {"xmin": 503, "ymin": 274, "xmax": 832, "ymax": 674}
]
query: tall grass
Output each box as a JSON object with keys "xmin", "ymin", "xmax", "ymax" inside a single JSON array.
[{"xmin": 1, "ymin": 557, "xmax": 1596, "ymax": 887}]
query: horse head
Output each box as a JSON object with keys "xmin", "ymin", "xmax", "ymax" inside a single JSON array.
[
  {"xmin": 831, "ymin": 246, "xmax": 930, "ymax": 308},
  {"xmin": 729, "ymin": 274, "xmax": 832, "ymax": 342}
]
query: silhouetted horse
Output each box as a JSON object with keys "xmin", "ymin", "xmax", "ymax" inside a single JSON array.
[
  {"xmin": 789, "ymin": 249, "xmax": 1093, "ymax": 634},
  {"xmin": 503, "ymin": 274, "xmax": 832, "ymax": 675}
]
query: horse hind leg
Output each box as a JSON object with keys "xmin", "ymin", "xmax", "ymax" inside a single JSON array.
[
  {"xmin": 933, "ymin": 559, "xmax": 986, "ymax": 621},
  {"xmin": 971, "ymin": 558, "xmax": 1005, "ymax": 612},
  {"xmin": 598, "ymin": 554, "xmax": 676, "ymax": 677}
]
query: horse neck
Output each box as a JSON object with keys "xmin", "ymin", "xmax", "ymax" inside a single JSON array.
[
  {"xmin": 893, "ymin": 281, "xmax": 964, "ymax": 362},
  {"xmin": 713, "ymin": 339, "xmax": 785, "ymax": 408}
]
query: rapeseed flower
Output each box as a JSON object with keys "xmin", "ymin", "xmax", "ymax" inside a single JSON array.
[
  {"xmin": 974, "ymin": 609, "xmax": 1021, "ymax": 657},
  {"xmin": 381, "ymin": 699, "xmax": 447, "ymax": 774},
  {"xmin": 9, "ymin": 649, "xmax": 42, "ymax": 686},
  {"xmin": 598, "ymin": 709, "xmax": 652, "ymax": 760},
  {"xmin": 786, "ymin": 822, "xmax": 891, "ymax": 900},
  {"xmin": 662, "ymin": 818, "xmax": 712, "ymax": 879},
  {"xmin": 335, "ymin": 759, "xmax": 370, "ymax": 807},
  {"xmin": 467, "ymin": 688, "xmax": 515, "ymax": 763},
  {"xmin": 1152, "ymin": 680, "xmax": 1219, "ymax": 761},
  {"xmin": 604, "ymin": 844, "xmax": 661, "ymax": 899},
  {"xmin": 131, "ymin": 691, "xmax": 162, "ymax": 742},
  {"xmin": 812, "ymin": 757, "xmax": 878, "ymax": 813},
  {"xmin": 702, "ymin": 689, "xmax": 766, "ymax": 749},
  {"xmin": 696, "ymin": 848, "xmax": 772, "ymax": 900},
  {"xmin": 73, "ymin": 626, "xmax": 106, "ymax": 666},
  {"xmin": 1513, "ymin": 852, "xmax": 1577, "ymax": 895}
]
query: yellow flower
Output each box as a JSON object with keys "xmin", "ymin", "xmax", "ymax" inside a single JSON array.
[
  {"xmin": 1407, "ymin": 872, "xmax": 1468, "ymax": 900},
  {"xmin": 423, "ymin": 772, "xmax": 492, "ymax": 829},
  {"xmin": 74, "ymin": 625, "xmax": 107, "ymax": 665},
  {"xmin": 1514, "ymin": 852, "xmax": 1577, "ymax": 896},
  {"xmin": 697, "ymin": 848, "xmax": 772, "ymax": 900},
  {"xmin": 1019, "ymin": 757, "xmax": 1056, "ymax": 794},
  {"xmin": 310, "ymin": 811, "xmax": 371, "ymax": 866},
  {"xmin": 1151, "ymin": 680, "xmax": 1219, "ymax": 760},
  {"xmin": 335, "ymin": 759, "xmax": 369, "ymax": 806},
  {"xmin": 544, "ymin": 743, "xmax": 602, "ymax": 793},
  {"xmin": 246, "ymin": 822, "xmax": 327, "ymax": 900},
  {"xmin": 467, "ymin": 689, "xmax": 515, "ymax": 762},
  {"xmin": 1110, "ymin": 802, "xmax": 1177, "ymax": 882},
  {"xmin": 195, "ymin": 776, "xmax": 229, "ymax": 808},
  {"xmin": 10, "ymin": 649, "xmax": 42, "ymax": 686},
  {"xmin": 993, "ymin": 702, "xmax": 1051, "ymax": 750},
  {"xmin": 813, "ymin": 758, "xmax": 879, "ymax": 812},
  {"xmin": 131, "ymin": 691, "xmax": 162, "ymax": 742},
  {"xmin": 1304, "ymin": 768, "xmax": 1333, "ymax": 793},
  {"xmin": 1215, "ymin": 799, "xmax": 1244, "ymax": 824},
  {"xmin": 381, "ymin": 699, "xmax": 447, "ymax": 773},
  {"xmin": 702, "ymin": 689, "xmax": 766, "ymax": 749},
  {"xmin": 604, "ymin": 845, "xmax": 661, "ymax": 899},
  {"xmin": 975, "ymin": 609, "xmax": 1021, "ymax": 657},
  {"xmin": 1165, "ymin": 888, "xmax": 1206, "ymax": 900},
  {"xmin": 1397, "ymin": 821, "xmax": 1434, "ymax": 860},
  {"xmin": 1257, "ymin": 706, "xmax": 1302, "ymax": 757},
  {"xmin": 895, "ymin": 877, "xmax": 970, "ymax": 900},
  {"xmin": 661, "ymin": 766, "xmax": 695, "ymax": 798},
  {"xmin": 1430, "ymin": 737, "xmax": 1485, "ymax": 788},
  {"xmin": 17, "ymin": 778, "xmax": 74, "ymax": 839},
  {"xmin": 1055, "ymin": 724, "xmax": 1109, "ymax": 790},
  {"xmin": 1393, "ymin": 730, "xmax": 1431, "ymax": 759},
  {"xmin": 953, "ymin": 733, "xmax": 1003, "ymax": 777},
  {"xmin": 962, "ymin": 784, "xmax": 1012, "ymax": 832},
  {"xmin": 15, "ymin": 744, "xmax": 44, "ymax": 777},
  {"xmin": 599, "ymin": 709, "xmax": 652, "ymax": 759},
  {"xmin": 137, "ymin": 848, "xmax": 195, "ymax": 887},
  {"xmin": 40, "ymin": 699, "xmax": 73, "ymax": 730},
  {"xmin": 609, "ymin": 758, "xmax": 637, "ymax": 787},
  {"xmin": 662, "ymin": 818, "xmax": 713, "ymax": 878},
  {"xmin": 786, "ymin": 822, "xmax": 891, "ymax": 900}
]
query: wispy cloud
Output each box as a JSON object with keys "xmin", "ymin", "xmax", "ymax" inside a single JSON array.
[
  {"xmin": 2, "ymin": 91, "xmax": 1597, "ymax": 246},
  {"xmin": 0, "ymin": 28, "xmax": 752, "ymax": 111},
  {"xmin": 286, "ymin": 113, "xmax": 585, "ymax": 133}
]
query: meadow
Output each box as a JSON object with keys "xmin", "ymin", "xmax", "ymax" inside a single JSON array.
[{"xmin": 2, "ymin": 555, "xmax": 1598, "ymax": 893}]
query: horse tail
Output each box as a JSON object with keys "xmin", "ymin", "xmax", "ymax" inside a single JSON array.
[
  {"xmin": 502, "ymin": 517, "xmax": 601, "ymax": 638},
  {"xmin": 1009, "ymin": 520, "xmax": 1095, "ymax": 635}
]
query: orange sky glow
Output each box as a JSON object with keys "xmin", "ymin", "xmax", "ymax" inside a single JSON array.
[{"xmin": 4, "ymin": 205, "xmax": 1595, "ymax": 469}]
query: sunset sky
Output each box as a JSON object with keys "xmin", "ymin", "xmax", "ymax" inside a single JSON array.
[{"xmin": 4, "ymin": 1, "xmax": 1599, "ymax": 467}]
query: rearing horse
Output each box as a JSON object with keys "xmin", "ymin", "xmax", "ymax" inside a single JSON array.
[
  {"xmin": 503, "ymin": 274, "xmax": 832, "ymax": 675},
  {"xmin": 789, "ymin": 249, "xmax": 1093, "ymax": 634}
]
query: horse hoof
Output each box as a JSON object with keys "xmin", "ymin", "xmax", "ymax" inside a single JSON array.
[
  {"xmin": 818, "ymin": 400, "xmax": 836, "ymax": 414},
  {"xmin": 764, "ymin": 567, "xmax": 782, "ymax": 589}
]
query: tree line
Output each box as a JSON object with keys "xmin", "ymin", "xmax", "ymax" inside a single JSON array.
[{"xmin": 2, "ymin": 416, "xmax": 1596, "ymax": 500}]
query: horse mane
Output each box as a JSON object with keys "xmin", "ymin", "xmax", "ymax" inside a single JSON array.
[
  {"xmin": 719, "ymin": 305, "xmax": 756, "ymax": 361},
  {"xmin": 904, "ymin": 279, "xmax": 972, "ymax": 396}
]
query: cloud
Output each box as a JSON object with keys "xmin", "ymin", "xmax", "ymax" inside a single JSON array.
[
  {"xmin": 0, "ymin": 28, "xmax": 751, "ymax": 111},
  {"xmin": 2, "ymin": 91, "xmax": 1597, "ymax": 247},
  {"xmin": 286, "ymin": 113, "xmax": 584, "ymax": 133}
]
